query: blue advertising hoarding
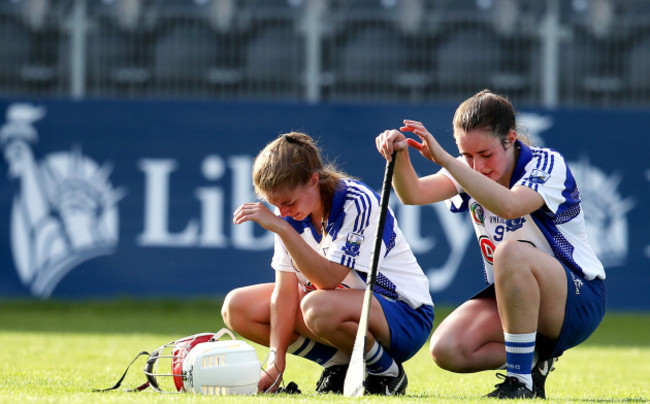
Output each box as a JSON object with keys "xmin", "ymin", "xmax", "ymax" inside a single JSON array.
[{"xmin": 0, "ymin": 98, "xmax": 647, "ymax": 310}]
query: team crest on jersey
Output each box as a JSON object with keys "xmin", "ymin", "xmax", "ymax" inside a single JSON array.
[
  {"xmin": 525, "ymin": 168, "xmax": 551, "ymax": 184},
  {"xmin": 341, "ymin": 232, "xmax": 364, "ymax": 257},
  {"xmin": 1, "ymin": 103, "xmax": 125, "ymax": 297},
  {"xmin": 470, "ymin": 202, "xmax": 485, "ymax": 226},
  {"xmin": 506, "ymin": 217, "xmax": 526, "ymax": 232}
]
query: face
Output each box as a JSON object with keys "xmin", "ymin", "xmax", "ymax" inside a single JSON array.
[
  {"xmin": 265, "ymin": 173, "xmax": 321, "ymax": 221},
  {"xmin": 4, "ymin": 140, "xmax": 29, "ymax": 178},
  {"xmin": 455, "ymin": 128, "xmax": 516, "ymax": 186}
]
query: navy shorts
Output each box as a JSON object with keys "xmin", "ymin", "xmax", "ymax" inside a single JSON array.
[
  {"xmin": 374, "ymin": 292, "xmax": 434, "ymax": 363},
  {"xmin": 549, "ymin": 268, "xmax": 606, "ymax": 359},
  {"xmin": 471, "ymin": 264, "xmax": 606, "ymax": 361}
]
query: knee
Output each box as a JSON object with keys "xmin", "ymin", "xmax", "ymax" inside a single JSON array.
[
  {"xmin": 429, "ymin": 331, "xmax": 477, "ymax": 372},
  {"xmin": 493, "ymin": 239, "xmax": 523, "ymax": 265},
  {"xmin": 300, "ymin": 291, "xmax": 335, "ymax": 333},
  {"xmin": 429, "ymin": 333, "xmax": 458, "ymax": 371},
  {"xmin": 493, "ymin": 240, "xmax": 528, "ymax": 279},
  {"xmin": 221, "ymin": 288, "xmax": 243, "ymax": 331}
]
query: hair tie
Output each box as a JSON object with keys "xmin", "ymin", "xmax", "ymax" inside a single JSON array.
[{"xmin": 284, "ymin": 134, "xmax": 299, "ymax": 144}]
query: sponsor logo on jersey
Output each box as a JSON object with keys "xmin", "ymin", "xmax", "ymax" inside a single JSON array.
[
  {"xmin": 342, "ymin": 231, "xmax": 364, "ymax": 257},
  {"xmin": 479, "ymin": 236, "xmax": 496, "ymax": 264},
  {"xmin": 489, "ymin": 216, "xmax": 506, "ymax": 224},
  {"xmin": 470, "ymin": 202, "xmax": 485, "ymax": 226},
  {"xmin": 525, "ymin": 168, "xmax": 551, "ymax": 184},
  {"xmin": 1, "ymin": 103, "xmax": 124, "ymax": 297}
]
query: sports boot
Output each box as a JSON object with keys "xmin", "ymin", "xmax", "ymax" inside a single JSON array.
[
  {"xmin": 315, "ymin": 364, "xmax": 348, "ymax": 394},
  {"xmin": 365, "ymin": 362, "xmax": 408, "ymax": 396},
  {"xmin": 485, "ymin": 373, "xmax": 535, "ymax": 399},
  {"xmin": 532, "ymin": 357, "xmax": 557, "ymax": 399}
]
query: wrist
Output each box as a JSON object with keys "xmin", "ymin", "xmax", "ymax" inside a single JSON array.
[
  {"xmin": 438, "ymin": 152, "xmax": 455, "ymax": 168},
  {"xmin": 274, "ymin": 220, "xmax": 293, "ymax": 238},
  {"xmin": 266, "ymin": 348, "xmax": 286, "ymax": 370}
]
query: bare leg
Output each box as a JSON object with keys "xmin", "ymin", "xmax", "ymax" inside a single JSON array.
[
  {"xmin": 221, "ymin": 283, "xmax": 276, "ymax": 346},
  {"xmin": 493, "ymin": 240, "xmax": 567, "ymax": 337},
  {"xmin": 430, "ymin": 240, "xmax": 569, "ymax": 373},
  {"xmin": 300, "ymin": 289, "xmax": 390, "ymax": 354},
  {"xmin": 221, "ymin": 283, "xmax": 322, "ymax": 345},
  {"xmin": 221, "ymin": 283, "xmax": 388, "ymax": 352},
  {"xmin": 430, "ymin": 297, "xmax": 505, "ymax": 372}
]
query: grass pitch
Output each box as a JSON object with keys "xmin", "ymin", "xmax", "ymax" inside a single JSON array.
[{"xmin": 0, "ymin": 299, "xmax": 648, "ymax": 403}]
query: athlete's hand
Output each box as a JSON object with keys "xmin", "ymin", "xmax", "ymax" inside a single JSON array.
[
  {"xmin": 375, "ymin": 129, "xmax": 408, "ymax": 162},
  {"xmin": 258, "ymin": 351, "xmax": 286, "ymax": 393},
  {"xmin": 233, "ymin": 202, "xmax": 284, "ymax": 233},
  {"xmin": 258, "ymin": 365, "xmax": 283, "ymax": 393},
  {"xmin": 401, "ymin": 119, "xmax": 452, "ymax": 166}
]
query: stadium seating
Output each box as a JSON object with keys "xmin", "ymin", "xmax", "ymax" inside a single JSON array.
[
  {"xmin": 626, "ymin": 34, "xmax": 650, "ymax": 99},
  {"xmin": 559, "ymin": 26, "xmax": 624, "ymax": 103},
  {"xmin": 0, "ymin": 0, "xmax": 650, "ymax": 105},
  {"xmin": 333, "ymin": 25, "xmax": 407, "ymax": 99},
  {"xmin": 85, "ymin": 0, "xmax": 155, "ymax": 96},
  {"xmin": 152, "ymin": 21, "xmax": 242, "ymax": 96},
  {"xmin": 0, "ymin": 17, "xmax": 32, "ymax": 92},
  {"xmin": 0, "ymin": 0, "xmax": 60, "ymax": 94},
  {"xmin": 243, "ymin": 23, "xmax": 305, "ymax": 98},
  {"xmin": 432, "ymin": 26, "xmax": 504, "ymax": 98}
]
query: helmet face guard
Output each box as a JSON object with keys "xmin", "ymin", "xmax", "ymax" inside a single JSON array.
[{"xmin": 143, "ymin": 329, "xmax": 260, "ymax": 395}]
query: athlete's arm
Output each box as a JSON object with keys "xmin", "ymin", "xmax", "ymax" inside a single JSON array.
[
  {"xmin": 234, "ymin": 201, "xmax": 350, "ymax": 289},
  {"xmin": 261, "ymin": 270, "xmax": 299, "ymax": 392},
  {"xmin": 273, "ymin": 220, "xmax": 350, "ymax": 289},
  {"xmin": 402, "ymin": 120, "xmax": 545, "ymax": 218},
  {"xmin": 442, "ymin": 157, "xmax": 545, "ymax": 219},
  {"xmin": 376, "ymin": 129, "xmax": 458, "ymax": 205},
  {"xmin": 393, "ymin": 148, "xmax": 458, "ymax": 205}
]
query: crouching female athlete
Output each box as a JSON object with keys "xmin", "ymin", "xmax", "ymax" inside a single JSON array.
[
  {"xmin": 375, "ymin": 90, "xmax": 606, "ymax": 399},
  {"xmin": 221, "ymin": 132, "xmax": 434, "ymax": 395}
]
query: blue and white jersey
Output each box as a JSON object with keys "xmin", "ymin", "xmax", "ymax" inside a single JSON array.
[
  {"xmin": 271, "ymin": 178, "xmax": 433, "ymax": 310},
  {"xmin": 440, "ymin": 141, "xmax": 605, "ymax": 284}
]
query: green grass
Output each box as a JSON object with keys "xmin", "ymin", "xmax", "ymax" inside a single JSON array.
[{"xmin": 0, "ymin": 299, "xmax": 648, "ymax": 403}]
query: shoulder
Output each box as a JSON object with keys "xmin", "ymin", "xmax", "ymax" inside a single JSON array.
[
  {"xmin": 528, "ymin": 146, "xmax": 568, "ymax": 167},
  {"xmin": 332, "ymin": 180, "xmax": 379, "ymax": 223},
  {"xmin": 282, "ymin": 215, "xmax": 309, "ymax": 234},
  {"xmin": 523, "ymin": 146, "xmax": 570, "ymax": 179},
  {"xmin": 342, "ymin": 179, "xmax": 378, "ymax": 199},
  {"xmin": 513, "ymin": 145, "xmax": 573, "ymax": 192}
]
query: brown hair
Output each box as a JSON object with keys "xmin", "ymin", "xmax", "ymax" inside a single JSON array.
[
  {"xmin": 453, "ymin": 89, "xmax": 528, "ymax": 145},
  {"xmin": 252, "ymin": 132, "xmax": 348, "ymax": 217}
]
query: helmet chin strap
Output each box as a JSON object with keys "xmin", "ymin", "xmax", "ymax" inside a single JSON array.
[
  {"xmin": 92, "ymin": 350, "xmax": 153, "ymax": 393},
  {"xmin": 260, "ymin": 348, "xmax": 282, "ymax": 393},
  {"xmin": 259, "ymin": 348, "xmax": 301, "ymax": 394},
  {"xmin": 144, "ymin": 351, "xmax": 164, "ymax": 392},
  {"xmin": 262, "ymin": 372, "xmax": 284, "ymax": 394}
]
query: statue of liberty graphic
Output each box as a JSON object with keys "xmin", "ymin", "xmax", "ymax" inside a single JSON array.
[
  {"xmin": 569, "ymin": 157, "xmax": 635, "ymax": 267},
  {"xmin": 1, "ymin": 103, "xmax": 125, "ymax": 297}
]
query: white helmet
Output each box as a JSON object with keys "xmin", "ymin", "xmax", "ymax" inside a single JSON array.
[{"xmin": 144, "ymin": 328, "xmax": 261, "ymax": 395}]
